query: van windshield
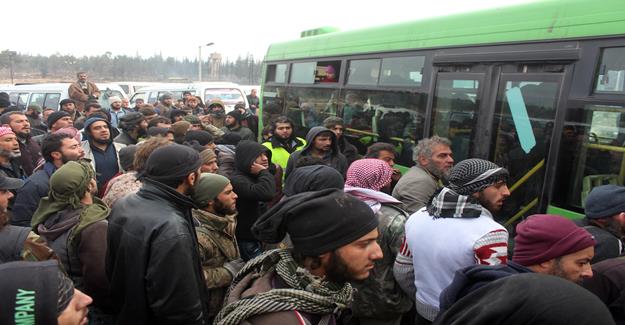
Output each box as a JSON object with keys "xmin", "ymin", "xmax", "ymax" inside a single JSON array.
[{"xmin": 204, "ymin": 88, "xmax": 244, "ymax": 105}]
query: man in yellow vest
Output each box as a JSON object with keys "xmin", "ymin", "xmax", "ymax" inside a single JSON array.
[{"xmin": 262, "ymin": 116, "xmax": 306, "ymax": 170}]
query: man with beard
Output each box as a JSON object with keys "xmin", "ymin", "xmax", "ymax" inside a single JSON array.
[
  {"xmin": 323, "ymin": 116, "xmax": 359, "ymax": 165},
  {"xmin": 0, "ymin": 126, "xmax": 23, "ymax": 180},
  {"xmin": 59, "ymin": 98, "xmax": 81, "ymax": 121},
  {"xmin": 24, "ymin": 105, "xmax": 46, "ymax": 134},
  {"xmin": 11, "ymin": 133, "xmax": 84, "ymax": 227},
  {"xmin": 33, "ymin": 111, "xmax": 74, "ymax": 145},
  {"xmin": 401, "ymin": 159, "xmax": 510, "ymax": 324},
  {"xmin": 68, "ymin": 71, "xmax": 100, "ymax": 113},
  {"xmin": 106, "ymin": 144, "xmax": 210, "ymax": 324},
  {"xmin": 393, "ymin": 136, "xmax": 453, "ymax": 214},
  {"xmin": 222, "ymin": 110, "xmax": 256, "ymax": 142},
  {"xmin": 206, "ymin": 100, "xmax": 226, "ymax": 129},
  {"xmin": 81, "ymin": 117, "xmax": 125, "ymax": 191},
  {"xmin": 1, "ymin": 111, "xmax": 43, "ymax": 176},
  {"xmin": 155, "ymin": 93, "xmax": 175, "ymax": 117},
  {"xmin": 114, "ymin": 112, "xmax": 148, "ymax": 145},
  {"xmin": 191, "ymin": 173, "xmax": 244, "ymax": 321},
  {"xmin": 577, "ymin": 185, "xmax": 625, "ymax": 263},
  {"xmin": 31, "ymin": 161, "xmax": 113, "ymax": 322},
  {"xmin": 214, "ymin": 189, "xmax": 383, "ymax": 325},
  {"xmin": 262, "ymin": 116, "xmax": 306, "ymax": 170},
  {"xmin": 284, "ymin": 126, "xmax": 348, "ymax": 180},
  {"xmin": 107, "ymin": 96, "xmax": 130, "ymax": 128}
]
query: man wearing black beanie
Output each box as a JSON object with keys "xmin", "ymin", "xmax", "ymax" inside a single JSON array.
[
  {"xmin": 106, "ymin": 144, "xmax": 211, "ymax": 324},
  {"xmin": 221, "ymin": 110, "xmax": 255, "ymax": 141},
  {"xmin": 214, "ymin": 189, "xmax": 383, "ymax": 325}
]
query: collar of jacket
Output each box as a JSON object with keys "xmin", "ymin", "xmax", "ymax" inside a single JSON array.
[
  {"xmin": 193, "ymin": 209, "xmax": 236, "ymax": 232},
  {"xmin": 43, "ymin": 161, "xmax": 57, "ymax": 177},
  {"xmin": 141, "ymin": 177, "xmax": 198, "ymax": 210}
]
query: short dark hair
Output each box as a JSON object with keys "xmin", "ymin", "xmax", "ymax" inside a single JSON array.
[
  {"xmin": 169, "ymin": 110, "xmax": 188, "ymax": 120},
  {"xmin": 295, "ymin": 156, "xmax": 325, "ymax": 168},
  {"xmin": 184, "ymin": 130, "xmax": 213, "ymax": 146},
  {"xmin": 85, "ymin": 102, "xmax": 101, "ymax": 113},
  {"xmin": 147, "ymin": 116, "xmax": 171, "ymax": 128},
  {"xmin": 0, "ymin": 111, "xmax": 25, "ymax": 125},
  {"xmin": 139, "ymin": 107, "xmax": 157, "ymax": 116},
  {"xmin": 41, "ymin": 133, "xmax": 73, "ymax": 162},
  {"xmin": 271, "ymin": 116, "xmax": 295, "ymax": 132},
  {"xmin": 365, "ymin": 142, "xmax": 396, "ymax": 159}
]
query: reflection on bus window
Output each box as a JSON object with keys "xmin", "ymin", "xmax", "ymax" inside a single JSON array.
[
  {"xmin": 340, "ymin": 89, "xmax": 425, "ymax": 166},
  {"xmin": 595, "ymin": 47, "xmax": 625, "ymax": 94},
  {"xmin": 291, "ymin": 62, "xmax": 316, "ymax": 84},
  {"xmin": 261, "ymin": 86, "xmax": 286, "ymax": 127},
  {"xmin": 431, "ymin": 79, "xmax": 480, "ymax": 162},
  {"xmin": 553, "ymin": 105, "xmax": 625, "ymax": 214},
  {"xmin": 348, "ymin": 59, "xmax": 380, "ymax": 85},
  {"xmin": 380, "ymin": 56, "xmax": 425, "ymax": 86},
  {"xmin": 285, "ymin": 88, "xmax": 338, "ymax": 138}
]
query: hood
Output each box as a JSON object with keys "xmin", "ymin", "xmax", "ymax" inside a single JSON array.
[
  {"xmin": 36, "ymin": 208, "xmax": 81, "ymax": 241},
  {"xmin": 438, "ymin": 261, "xmax": 532, "ymax": 313},
  {"xmin": 301, "ymin": 126, "xmax": 340, "ymax": 156},
  {"xmin": 234, "ymin": 140, "xmax": 271, "ymax": 174},
  {"xmin": 216, "ymin": 144, "xmax": 236, "ymax": 155},
  {"xmin": 283, "ymin": 165, "xmax": 344, "ymax": 197}
]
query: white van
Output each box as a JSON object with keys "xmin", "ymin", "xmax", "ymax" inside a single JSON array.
[
  {"xmin": 114, "ymin": 81, "xmax": 163, "ymax": 97},
  {"xmin": 130, "ymin": 82, "xmax": 249, "ymax": 113},
  {"xmin": 0, "ymin": 82, "xmax": 127, "ymax": 111}
]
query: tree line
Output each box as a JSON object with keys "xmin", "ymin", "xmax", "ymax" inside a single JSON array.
[{"xmin": 0, "ymin": 50, "xmax": 263, "ymax": 84}]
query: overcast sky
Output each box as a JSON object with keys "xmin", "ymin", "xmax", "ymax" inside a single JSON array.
[{"xmin": 6, "ymin": 0, "xmax": 532, "ymax": 61}]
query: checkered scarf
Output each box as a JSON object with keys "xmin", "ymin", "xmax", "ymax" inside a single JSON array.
[
  {"xmin": 214, "ymin": 249, "xmax": 353, "ymax": 325},
  {"xmin": 345, "ymin": 159, "xmax": 393, "ymax": 192},
  {"xmin": 427, "ymin": 159, "xmax": 508, "ymax": 219}
]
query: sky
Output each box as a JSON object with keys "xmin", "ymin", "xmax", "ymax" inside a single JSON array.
[{"xmin": 5, "ymin": 0, "xmax": 533, "ymax": 61}]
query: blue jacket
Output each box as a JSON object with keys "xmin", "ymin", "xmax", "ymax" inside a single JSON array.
[{"xmin": 11, "ymin": 162, "xmax": 56, "ymax": 227}]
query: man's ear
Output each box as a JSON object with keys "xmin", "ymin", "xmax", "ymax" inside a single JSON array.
[
  {"xmin": 50, "ymin": 151, "xmax": 62, "ymax": 161},
  {"xmin": 187, "ymin": 172, "xmax": 197, "ymax": 187}
]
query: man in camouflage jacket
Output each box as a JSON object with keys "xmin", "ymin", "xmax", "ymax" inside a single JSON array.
[{"xmin": 191, "ymin": 173, "xmax": 245, "ymax": 320}]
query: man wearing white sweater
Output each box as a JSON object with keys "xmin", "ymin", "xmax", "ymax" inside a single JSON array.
[{"xmin": 400, "ymin": 158, "xmax": 510, "ymax": 324}]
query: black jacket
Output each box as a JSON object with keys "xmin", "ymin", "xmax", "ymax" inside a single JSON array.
[
  {"xmin": 284, "ymin": 126, "xmax": 348, "ymax": 180},
  {"xmin": 106, "ymin": 179, "xmax": 210, "ymax": 324},
  {"xmin": 230, "ymin": 140, "xmax": 276, "ymax": 241},
  {"xmin": 12, "ymin": 162, "xmax": 55, "ymax": 227}
]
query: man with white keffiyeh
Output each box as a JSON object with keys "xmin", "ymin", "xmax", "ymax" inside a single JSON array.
[{"xmin": 397, "ymin": 158, "xmax": 511, "ymax": 324}]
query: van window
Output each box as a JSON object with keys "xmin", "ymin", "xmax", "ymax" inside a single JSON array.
[
  {"xmin": 44, "ymin": 93, "xmax": 61, "ymax": 110},
  {"xmin": 29, "ymin": 93, "xmax": 46, "ymax": 107},
  {"xmin": 17, "ymin": 93, "xmax": 28, "ymax": 110},
  {"xmin": 147, "ymin": 92, "xmax": 158, "ymax": 104},
  {"xmin": 204, "ymin": 88, "xmax": 245, "ymax": 106}
]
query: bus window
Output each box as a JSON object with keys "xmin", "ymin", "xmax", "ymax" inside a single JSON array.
[
  {"xmin": 44, "ymin": 93, "xmax": 61, "ymax": 110},
  {"xmin": 29, "ymin": 93, "xmax": 46, "ymax": 108},
  {"xmin": 431, "ymin": 78, "xmax": 480, "ymax": 162},
  {"xmin": 285, "ymin": 88, "xmax": 338, "ymax": 138},
  {"xmin": 595, "ymin": 47, "xmax": 625, "ymax": 94},
  {"xmin": 261, "ymin": 86, "xmax": 286, "ymax": 127},
  {"xmin": 553, "ymin": 104, "xmax": 625, "ymax": 213},
  {"xmin": 291, "ymin": 62, "xmax": 316, "ymax": 84},
  {"xmin": 340, "ymin": 89, "xmax": 425, "ymax": 166},
  {"xmin": 380, "ymin": 56, "xmax": 425, "ymax": 86},
  {"xmin": 315, "ymin": 61, "xmax": 340, "ymax": 83},
  {"xmin": 266, "ymin": 64, "xmax": 287, "ymax": 83},
  {"xmin": 347, "ymin": 59, "xmax": 380, "ymax": 85}
]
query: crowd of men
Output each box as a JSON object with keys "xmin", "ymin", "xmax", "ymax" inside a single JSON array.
[{"xmin": 0, "ymin": 71, "xmax": 624, "ymax": 325}]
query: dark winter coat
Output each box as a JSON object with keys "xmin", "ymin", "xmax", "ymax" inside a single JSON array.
[
  {"xmin": 229, "ymin": 141, "xmax": 276, "ymax": 241},
  {"xmin": 11, "ymin": 162, "xmax": 56, "ymax": 227},
  {"xmin": 284, "ymin": 126, "xmax": 348, "ymax": 180},
  {"xmin": 106, "ymin": 178, "xmax": 210, "ymax": 324}
]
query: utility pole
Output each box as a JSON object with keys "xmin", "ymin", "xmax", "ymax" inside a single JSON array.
[{"xmin": 198, "ymin": 42, "xmax": 214, "ymax": 82}]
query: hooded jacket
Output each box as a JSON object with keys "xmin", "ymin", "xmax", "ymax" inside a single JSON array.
[
  {"xmin": 433, "ymin": 273, "xmax": 615, "ymax": 325},
  {"xmin": 284, "ymin": 126, "xmax": 348, "ymax": 180},
  {"xmin": 106, "ymin": 178, "xmax": 211, "ymax": 324},
  {"xmin": 229, "ymin": 140, "xmax": 277, "ymax": 241}
]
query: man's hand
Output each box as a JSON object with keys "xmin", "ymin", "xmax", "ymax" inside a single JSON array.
[{"xmin": 250, "ymin": 162, "xmax": 267, "ymax": 175}]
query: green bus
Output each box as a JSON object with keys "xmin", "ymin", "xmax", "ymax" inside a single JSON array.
[{"xmin": 259, "ymin": 0, "xmax": 625, "ymax": 226}]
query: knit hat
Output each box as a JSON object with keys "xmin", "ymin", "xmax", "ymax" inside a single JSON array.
[
  {"xmin": 0, "ymin": 260, "xmax": 76, "ymax": 324},
  {"xmin": 140, "ymin": 144, "xmax": 202, "ymax": 184},
  {"xmin": 208, "ymin": 99, "xmax": 225, "ymax": 108},
  {"xmin": 226, "ymin": 110, "xmax": 243, "ymax": 123},
  {"xmin": 159, "ymin": 93, "xmax": 173, "ymax": 101},
  {"xmin": 147, "ymin": 126, "xmax": 170, "ymax": 138},
  {"xmin": 59, "ymin": 98, "xmax": 75, "ymax": 107},
  {"xmin": 118, "ymin": 145, "xmax": 138, "ymax": 172},
  {"xmin": 0, "ymin": 126, "xmax": 15, "ymax": 138},
  {"xmin": 108, "ymin": 96, "xmax": 121, "ymax": 104},
  {"xmin": 283, "ymin": 165, "xmax": 344, "ymax": 197},
  {"xmin": 345, "ymin": 158, "xmax": 393, "ymax": 192},
  {"xmin": 252, "ymin": 189, "xmax": 379, "ymax": 255},
  {"xmin": 199, "ymin": 148, "xmax": 216, "ymax": 164},
  {"xmin": 192, "ymin": 173, "xmax": 230, "ymax": 208},
  {"xmin": 448, "ymin": 158, "xmax": 509, "ymax": 195},
  {"xmin": 118, "ymin": 112, "xmax": 145, "ymax": 131},
  {"xmin": 185, "ymin": 130, "xmax": 213, "ymax": 146},
  {"xmin": 513, "ymin": 214, "xmax": 596, "ymax": 266},
  {"xmin": 0, "ymin": 92, "xmax": 10, "ymax": 108},
  {"xmin": 585, "ymin": 185, "xmax": 625, "ymax": 219},
  {"xmin": 47, "ymin": 111, "xmax": 71, "ymax": 128},
  {"xmin": 183, "ymin": 114, "xmax": 202, "ymax": 125},
  {"xmin": 323, "ymin": 116, "xmax": 344, "ymax": 129},
  {"xmin": 170, "ymin": 121, "xmax": 191, "ymax": 138}
]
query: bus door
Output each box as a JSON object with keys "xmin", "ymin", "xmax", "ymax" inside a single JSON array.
[
  {"xmin": 429, "ymin": 68, "xmax": 486, "ymax": 162},
  {"xmin": 487, "ymin": 65, "xmax": 564, "ymax": 225}
]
